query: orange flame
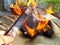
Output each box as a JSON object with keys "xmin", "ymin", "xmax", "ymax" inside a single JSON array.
[
  {"xmin": 27, "ymin": 0, "xmax": 37, "ymax": 8},
  {"xmin": 23, "ymin": 19, "xmax": 50, "ymax": 37},
  {"xmin": 22, "ymin": 1, "xmax": 52, "ymax": 37},
  {"xmin": 37, "ymin": 19, "xmax": 50, "ymax": 32},
  {"xmin": 22, "ymin": 17, "xmax": 51, "ymax": 37},
  {"xmin": 14, "ymin": 5, "xmax": 22, "ymax": 15},
  {"xmin": 10, "ymin": 4, "xmax": 22, "ymax": 16},
  {"xmin": 45, "ymin": 5, "xmax": 54, "ymax": 15},
  {"xmin": 23, "ymin": 20, "xmax": 36, "ymax": 37}
]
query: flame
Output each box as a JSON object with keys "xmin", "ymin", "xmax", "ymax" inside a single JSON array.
[
  {"xmin": 14, "ymin": 5, "xmax": 22, "ymax": 15},
  {"xmin": 22, "ymin": 1, "xmax": 52, "ymax": 37},
  {"xmin": 27, "ymin": 0, "xmax": 37, "ymax": 8},
  {"xmin": 22, "ymin": 17, "xmax": 50, "ymax": 37},
  {"xmin": 23, "ymin": 19, "xmax": 50, "ymax": 37},
  {"xmin": 23, "ymin": 20, "xmax": 36, "ymax": 37},
  {"xmin": 10, "ymin": 4, "xmax": 22, "ymax": 16},
  {"xmin": 22, "ymin": 6, "xmax": 51, "ymax": 37},
  {"xmin": 45, "ymin": 5, "xmax": 54, "ymax": 15},
  {"xmin": 36, "ymin": 19, "xmax": 49, "ymax": 32}
]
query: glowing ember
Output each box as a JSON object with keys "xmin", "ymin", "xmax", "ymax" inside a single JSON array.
[{"xmin": 45, "ymin": 5, "xmax": 54, "ymax": 15}]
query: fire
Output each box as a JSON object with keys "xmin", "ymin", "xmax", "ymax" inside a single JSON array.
[
  {"xmin": 22, "ymin": 14, "xmax": 51, "ymax": 37},
  {"xmin": 13, "ymin": 5, "xmax": 22, "ymax": 15},
  {"xmin": 36, "ymin": 19, "xmax": 49, "ymax": 32},
  {"xmin": 22, "ymin": 18, "xmax": 50, "ymax": 37},
  {"xmin": 23, "ymin": 20, "xmax": 36, "ymax": 37},
  {"xmin": 27, "ymin": 0, "xmax": 37, "ymax": 8},
  {"xmin": 10, "ymin": 4, "xmax": 22, "ymax": 16},
  {"xmin": 45, "ymin": 5, "xmax": 54, "ymax": 15},
  {"xmin": 22, "ymin": 0, "xmax": 52, "ymax": 37}
]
